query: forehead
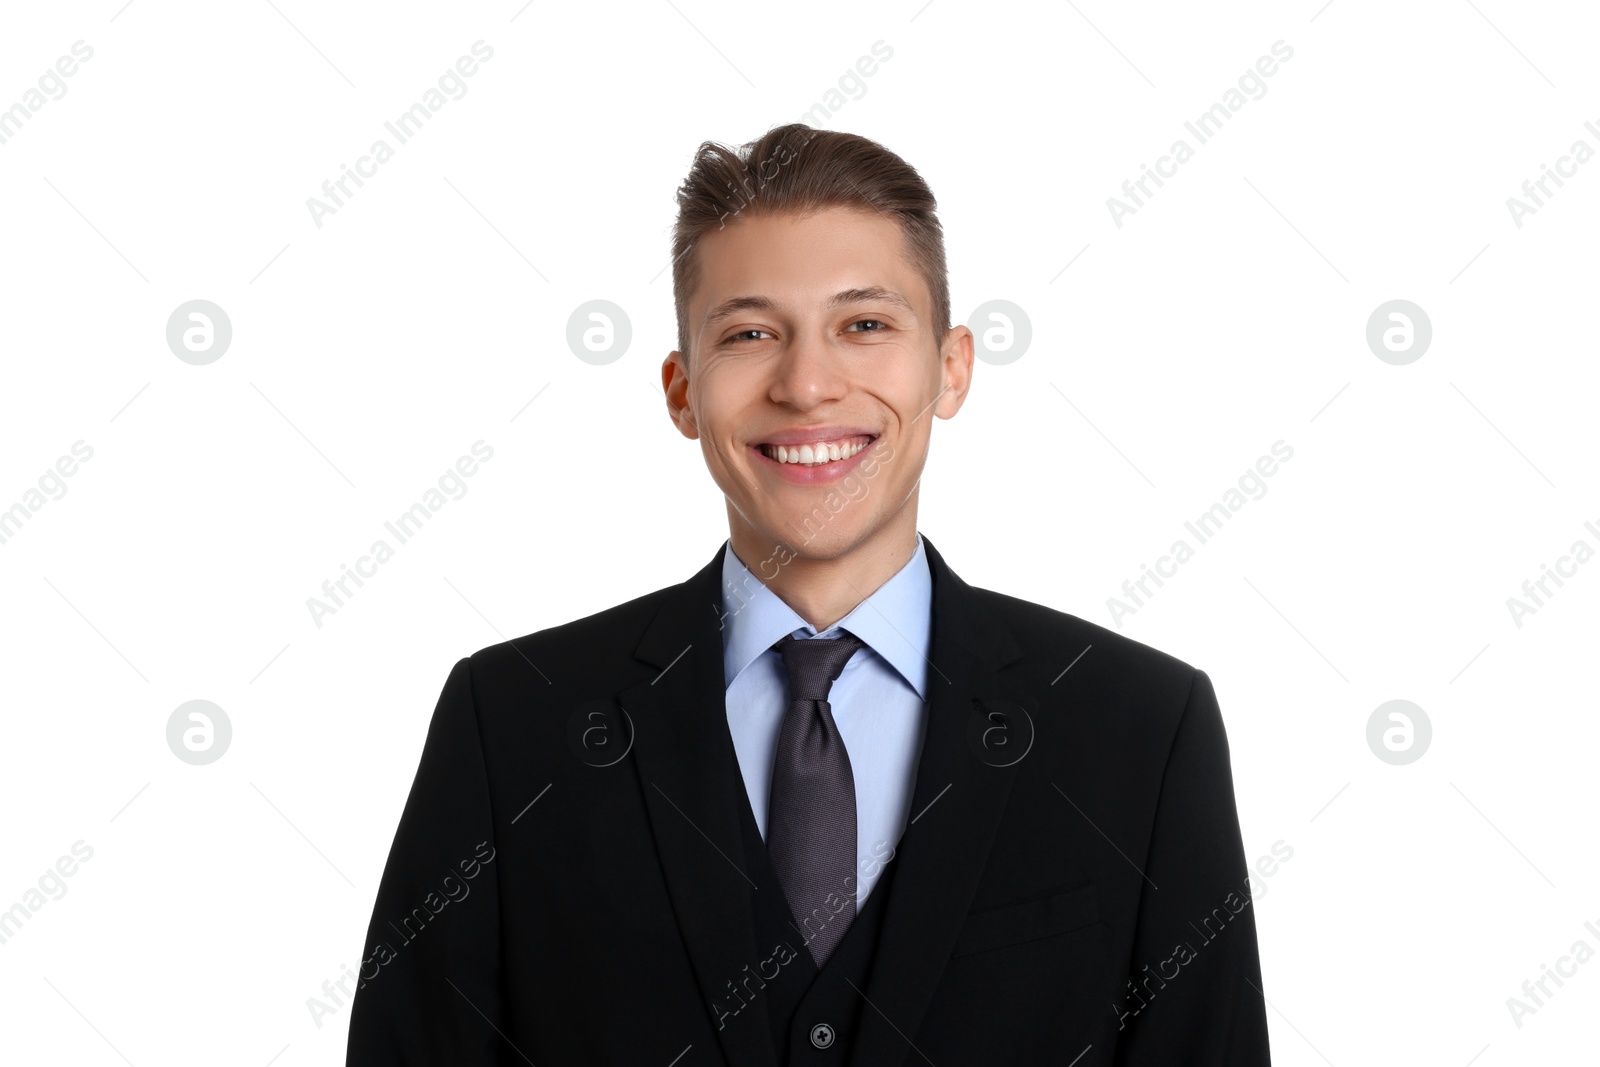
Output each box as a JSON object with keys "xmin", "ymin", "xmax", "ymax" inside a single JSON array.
[{"xmin": 689, "ymin": 206, "xmax": 926, "ymax": 316}]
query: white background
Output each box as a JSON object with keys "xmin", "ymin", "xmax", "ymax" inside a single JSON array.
[{"xmin": 1, "ymin": 0, "xmax": 1597, "ymax": 1063}]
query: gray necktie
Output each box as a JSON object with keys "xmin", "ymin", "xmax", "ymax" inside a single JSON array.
[{"xmin": 767, "ymin": 630, "xmax": 865, "ymax": 968}]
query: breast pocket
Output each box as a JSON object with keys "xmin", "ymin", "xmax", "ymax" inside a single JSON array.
[{"xmin": 950, "ymin": 883, "xmax": 1100, "ymax": 958}]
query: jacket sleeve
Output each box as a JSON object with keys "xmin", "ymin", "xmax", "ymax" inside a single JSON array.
[
  {"xmin": 345, "ymin": 657, "xmax": 508, "ymax": 1066},
  {"xmin": 1112, "ymin": 669, "xmax": 1272, "ymax": 1066}
]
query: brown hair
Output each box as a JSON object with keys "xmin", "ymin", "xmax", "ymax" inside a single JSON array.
[{"xmin": 671, "ymin": 123, "xmax": 950, "ymax": 359}]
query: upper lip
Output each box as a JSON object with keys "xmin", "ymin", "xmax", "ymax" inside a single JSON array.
[{"xmin": 752, "ymin": 426, "xmax": 878, "ymax": 447}]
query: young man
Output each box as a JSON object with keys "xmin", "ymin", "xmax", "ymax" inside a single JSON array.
[{"xmin": 345, "ymin": 125, "xmax": 1272, "ymax": 1066}]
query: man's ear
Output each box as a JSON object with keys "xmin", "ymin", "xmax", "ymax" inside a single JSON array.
[
  {"xmin": 934, "ymin": 324, "xmax": 975, "ymax": 420},
  {"xmin": 662, "ymin": 349, "xmax": 700, "ymax": 440}
]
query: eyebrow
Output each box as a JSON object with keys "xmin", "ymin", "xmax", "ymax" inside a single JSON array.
[{"xmin": 702, "ymin": 286, "xmax": 917, "ymax": 330}]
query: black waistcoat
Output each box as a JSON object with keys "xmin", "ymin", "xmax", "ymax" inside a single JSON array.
[{"xmin": 720, "ymin": 781, "xmax": 903, "ymax": 1065}]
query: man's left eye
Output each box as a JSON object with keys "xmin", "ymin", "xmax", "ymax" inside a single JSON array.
[{"xmin": 848, "ymin": 319, "xmax": 887, "ymax": 332}]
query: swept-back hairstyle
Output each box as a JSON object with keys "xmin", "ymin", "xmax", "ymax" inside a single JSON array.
[{"xmin": 670, "ymin": 123, "xmax": 949, "ymax": 358}]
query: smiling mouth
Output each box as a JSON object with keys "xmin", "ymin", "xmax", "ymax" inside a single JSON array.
[{"xmin": 756, "ymin": 434, "xmax": 877, "ymax": 466}]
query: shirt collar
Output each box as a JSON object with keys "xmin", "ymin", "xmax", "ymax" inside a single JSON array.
[{"xmin": 719, "ymin": 533, "xmax": 932, "ymax": 700}]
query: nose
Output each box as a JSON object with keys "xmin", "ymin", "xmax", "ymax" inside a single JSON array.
[{"xmin": 768, "ymin": 327, "xmax": 849, "ymax": 410}]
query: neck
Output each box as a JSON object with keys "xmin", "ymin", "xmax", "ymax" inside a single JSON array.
[{"xmin": 727, "ymin": 503, "xmax": 920, "ymax": 632}]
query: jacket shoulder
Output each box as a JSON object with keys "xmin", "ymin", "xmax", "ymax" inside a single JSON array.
[
  {"xmin": 458, "ymin": 579, "xmax": 681, "ymax": 686},
  {"xmin": 965, "ymin": 586, "xmax": 1219, "ymax": 782},
  {"xmin": 968, "ymin": 584, "xmax": 1202, "ymax": 700}
]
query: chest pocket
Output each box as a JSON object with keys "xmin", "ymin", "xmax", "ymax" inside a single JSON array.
[{"xmin": 950, "ymin": 882, "xmax": 1100, "ymax": 958}]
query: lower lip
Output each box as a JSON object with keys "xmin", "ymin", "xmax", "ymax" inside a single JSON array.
[{"xmin": 750, "ymin": 438, "xmax": 878, "ymax": 485}]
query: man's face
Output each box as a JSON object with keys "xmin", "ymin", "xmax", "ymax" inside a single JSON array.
[{"xmin": 662, "ymin": 205, "xmax": 972, "ymax": 565}]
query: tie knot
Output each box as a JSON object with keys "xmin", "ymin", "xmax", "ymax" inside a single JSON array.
[{"xmin": 773, "ymin": 631, "xmax": 864, "ymax": 703}]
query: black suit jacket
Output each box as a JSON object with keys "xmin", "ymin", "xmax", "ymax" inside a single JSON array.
[{"xmin": 345, "ymin": 536, "xmax": 1271, "ymax": 1065}]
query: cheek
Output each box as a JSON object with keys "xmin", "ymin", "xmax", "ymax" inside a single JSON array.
[
  {"xmin": 692, "ymin": 367, "xmax": 761, "ymax": 435},
  {"xmin": 878, "ymin": 375, "xmax": 938, "ymax": 430},
  {"xmin": 707, "ymin": 436, "xmax": 747, "ymax": 471}
]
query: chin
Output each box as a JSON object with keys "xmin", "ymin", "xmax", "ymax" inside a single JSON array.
[{"xmin": 768, "ymin": 523, "xmax": 867, "ymax": 561}]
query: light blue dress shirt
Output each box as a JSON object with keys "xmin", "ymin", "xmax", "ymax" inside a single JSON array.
[{"xmin": 719, "ymin": 533, "xmax": 932, "ymax": 909}]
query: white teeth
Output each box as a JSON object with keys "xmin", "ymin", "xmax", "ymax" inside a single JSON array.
[{"xmin": 762, "ymin": 436, "xmax": 872, "ymax": 466}]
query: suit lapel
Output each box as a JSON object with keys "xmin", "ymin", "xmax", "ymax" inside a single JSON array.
[
  {"xmin": 619, "ymin": 544, "xmax": 780, "ymax": 1067},
  {"xmin": 619, "ymin": 536, "xmax": 1029, "ymax": 1067},
  {"xmin": 848, "ymin": 536, "xmax": 1031, "ymax": 1067}
]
